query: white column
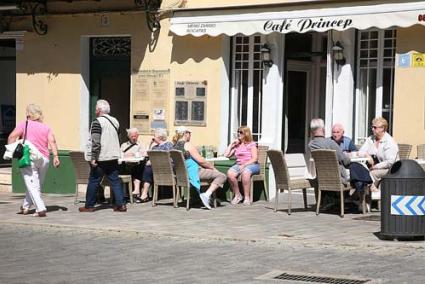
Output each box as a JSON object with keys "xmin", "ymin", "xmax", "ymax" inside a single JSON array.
[
  {"xmin": 260, "ymin": 33, "xmax": 285, "ymax": 200},
  {"xmin": 329, "ymin": 30, "xmax": 356, "ymax": 138},
  {"xmin": 219, "ymin": 36, "xmax": 231, "ymax": 154},
  {"xmin": 80, "ymin": 36, "xmax": 90, "ymax": 150}
]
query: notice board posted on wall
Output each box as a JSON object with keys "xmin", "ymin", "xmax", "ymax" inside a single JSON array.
[
  {"xmin": 132, "ymin": 69, "xmax": 170, "ymax": 134},
  {"xmin": 174, "ymin": 80, "xmax": 208, "ymax": 126}
]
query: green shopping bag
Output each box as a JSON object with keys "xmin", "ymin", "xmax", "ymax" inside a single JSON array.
[{"xmin": 18, "ymin": 144, "xmax": 31, "ymax": 168}]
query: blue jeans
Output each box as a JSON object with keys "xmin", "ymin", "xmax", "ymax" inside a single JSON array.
[{"xmin": 85, "ymin": 160, "xmax": 124, "ymax": 208}]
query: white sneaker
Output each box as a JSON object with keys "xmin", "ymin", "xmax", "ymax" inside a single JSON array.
[{"xmin": 200, "ymin": 193, "xmax": 211, "ymax": 210}]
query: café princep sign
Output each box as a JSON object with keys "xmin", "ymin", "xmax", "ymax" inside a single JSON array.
[
  {"xmin": 263, "ymin": 17, "xmax": 353, "ymax": 33},
  {"xmin": 183, "ymin": 16, "xmax": 354, "ymax": 35}
]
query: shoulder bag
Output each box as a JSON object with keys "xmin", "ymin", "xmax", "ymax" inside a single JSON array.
[{"xmin": 13, "ymin": 120, "xmax": 28, "ymax": 159}]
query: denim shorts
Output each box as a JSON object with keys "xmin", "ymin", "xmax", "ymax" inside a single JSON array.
[{"xmin": 229, "ymin": 163, "xmax": 260, "ymax": 176}]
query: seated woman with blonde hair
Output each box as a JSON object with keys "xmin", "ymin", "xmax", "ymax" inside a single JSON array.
[
  {"xmin": 173, "ymin": 126, "xmax": 226, "ymax": 210},
  {"xmin": 224, "ymin": 126, "xmax": 259, "ymax": 205},
  {"xmin": 358, "ymin": 117, "xmax": 399, "ymax": 198}
]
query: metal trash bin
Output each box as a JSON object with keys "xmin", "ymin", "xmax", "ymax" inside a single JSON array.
[{"xmin": 381, "ymin": 160, "xmax": 425, "ymax": 238}]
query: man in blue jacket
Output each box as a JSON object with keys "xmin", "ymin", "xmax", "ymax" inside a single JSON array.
[{"xmin": 330, "ymin": 123, "xmax": 357, "ymax": 153}]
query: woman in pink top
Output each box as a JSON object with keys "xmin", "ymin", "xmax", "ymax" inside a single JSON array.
[
  {"xmin": 8, "ymin": 104, "xmax": 60, "ymax": 217},
  {"xmin": 224, "ymin": 126, "xmax": 260, "ymax": 205}
]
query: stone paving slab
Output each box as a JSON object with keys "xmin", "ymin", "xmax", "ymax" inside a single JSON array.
[
  {"xmin": 0, "ymin": 191, "xmax": 424, "ymax": 255},
  {"xmin": 2, "ymin": 223, "xmax": 424, "ymax": 284}
]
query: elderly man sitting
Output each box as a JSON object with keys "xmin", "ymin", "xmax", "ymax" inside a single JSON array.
[
  {"xmin": 330, "ymin": 123, "xmax": 357, "ymax": 153},
  {"xmin": 309, "ymin": 118, "xmax": 351, "ymax": 210},
  {"xmin": 120, "ymin": 128, "xmax": 147, "ymax": 199}
]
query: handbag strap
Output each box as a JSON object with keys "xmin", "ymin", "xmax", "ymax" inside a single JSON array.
[
  {"xmin": 123, "ymin": 143, "xmax": 137, "ymax": 153},
  {"xmin": 22, "ymin": 119, "xmax": 28, "ymax": 144},
  {"xmin": 99, "ymin": 115, "xmax": 119, "ymax": 134}
]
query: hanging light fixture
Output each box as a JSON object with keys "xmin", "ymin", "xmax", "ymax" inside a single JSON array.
[
  {"xmin": 261, "ymin": 43, "xmax": 273, "ymax": 68},
  {"xmin": 332, "ymin": 41, "xmax": 346, "ymax": 67}
]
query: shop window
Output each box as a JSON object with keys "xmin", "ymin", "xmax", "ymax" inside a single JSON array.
[
  {"xmin": 174, "ymin": 81, "xmax": 207, "ymax": 126},
  {"xmin": 230, "ymin": 35, "xmax": 263, "ymax": 141},
  {"xmin": 355, "ymin": 29, "xmax": 396, "ymax": 144}
]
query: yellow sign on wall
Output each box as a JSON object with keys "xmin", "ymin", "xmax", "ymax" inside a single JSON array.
[{"xmin": 412, "ymin": 53, "xmax": 425, "ymax": 68}]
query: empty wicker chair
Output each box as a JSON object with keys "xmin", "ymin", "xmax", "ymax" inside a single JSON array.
[
  {"xmin": 398, "ymin": 143, "xmax": 412, "ymax": 160},
  {"xmin": 101, "ymin": 174, "xmax": 133, "ymax": 204},
  {"xmin": 70, "ymin": 151, "xmax": 134, "ymax": 205},
  {"xmin": 311, "ymin": 149, "xmax": 368, "ymax": 217},
  {"xmin": 148, "ymin": 150, "xmax": 177, "ymax": 207},
  {"xmin": 169, "ymin": 150, "xmax": 214, "ymax": 210},
  {"xmin": 237, "ymin": 145, "xmax": 269, "ymax": 203},
  {"xmin": 267, "ymin": 150, "xmax": 313, "ymax": 214},
  {"xmin": 417, "ymin": 144, "xmax": 425, "ymax": 160},
  {"xmin": 69, "ymin": 151, "xmax": 90, "ymax": 205}
]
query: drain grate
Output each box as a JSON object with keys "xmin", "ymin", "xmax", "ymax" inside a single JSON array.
[{"xmin": 273, "ymin": 272, "xmax": 369, "ymax": 284}]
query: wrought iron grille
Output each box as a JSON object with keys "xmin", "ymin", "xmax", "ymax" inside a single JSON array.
[{"xmin": 92, "ymin": 37, "xmax": 131, "ymax": 57}]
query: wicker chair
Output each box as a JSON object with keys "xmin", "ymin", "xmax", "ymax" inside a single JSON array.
[
  {"xmin": 147, "ymin": 150, "xmax": 177, "ymax": 207},
  {"xmin": 101, "ymin": 174, "xmax": 133, "ymax": 204},
  {"xmin": 69, "ymin": 151, "xmax": 90, "ymax": 205},
  {"xmin": 69, "ymin": 151, "xmax": 134, "ymax": 205},
  {"xmin": 169, "ymin": 150, "xmax": 215, "ymax": 210},
  {"xmin": 237, "ymin": 145, "xmax": 269, "ymax": 203},
  {"xmin": 267, "ymin": 150, "xmax": 313, "ymax": 214},
  {"xmin": 311, "ymin": 149, "xmax": 368, "ymax": 217},
  {"xmin": 398, "ymin": 143, "xmax": 412, "ymax": 160},
  {"xmin": 417, "ymin": 144, "xmax": 425, "ymax": 160}
]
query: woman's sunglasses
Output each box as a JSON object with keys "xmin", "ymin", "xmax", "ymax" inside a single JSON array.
[{"xmin": 238, "ymin": 130, "xmax": 244, "ymax": 134}]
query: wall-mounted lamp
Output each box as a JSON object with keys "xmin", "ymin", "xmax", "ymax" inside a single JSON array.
[
  {"xmin": 332, "ymin": 41, "xmax": 346, "ymax": 67},
  {"xmin": 261, "ymin": 43, "xmax": 273, "ymax": 68}
]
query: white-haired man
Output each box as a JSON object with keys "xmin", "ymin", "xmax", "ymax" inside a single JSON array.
[
  {"xmin": 309, "ymin": 118, "xmax": 351, "ymax": 183},
  {"xmin": 80, "ymin": 99, "xmax": 127, "ymax": 212},
  {"xmin": 330, "ymin": 123, "xmax": 357, "ymax": 153},
  {"xmin": 309, "ymin": 118, "xmax": 351, "ymax": 211},
  {"xmin": 120, "ymin": 128, "xmax": 147, "ymax": 199}
]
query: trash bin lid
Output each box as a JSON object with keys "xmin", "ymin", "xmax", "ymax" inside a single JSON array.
[{"xmin": 383, "ymin": 160, "xmax": 425, "ymax": 179}]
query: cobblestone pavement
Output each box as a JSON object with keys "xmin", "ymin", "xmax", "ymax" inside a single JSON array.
[{"xmin": 1, "ymin": 191, "xmax": 424, "ymax": 283}]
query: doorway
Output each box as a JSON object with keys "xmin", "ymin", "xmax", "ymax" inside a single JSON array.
[
  {"xmin": 89, "ymin": 37, "xmax": 131, "ymax": 142},
  {"xmin": 0, "ymin": 39, "xmax": 16, "ymax": 166},
  {"xmin": 285, "ymin": 61, "xmax": 311, "ymax": 153},
  {"xmin": 282, "ymin": 32, "xmax": 328, "ymax": 153}
]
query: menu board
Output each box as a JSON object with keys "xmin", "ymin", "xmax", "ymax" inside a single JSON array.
[
  {"xmin": 132, "ymin": 69, "xmax": 170, "ymax": 133},
  {"xmin": 174, "ymin": 81, "xmax": 207, "ymax": 126}
]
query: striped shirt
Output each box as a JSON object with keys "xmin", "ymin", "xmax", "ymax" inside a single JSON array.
[{"xmin": 234, "ymin": 142, "xmax": 257, "ymax": 165}]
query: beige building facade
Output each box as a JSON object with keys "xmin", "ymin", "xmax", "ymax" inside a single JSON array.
[{"xmin": 1, "ymin": 0, "xmax": 425, "ymax": 196}]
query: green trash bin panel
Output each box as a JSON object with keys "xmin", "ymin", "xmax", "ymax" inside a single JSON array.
[{"xmin": 12, "ymin": 150, "xmax": 76, "ymax": 194}]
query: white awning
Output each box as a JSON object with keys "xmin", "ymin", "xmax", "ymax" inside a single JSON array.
[{"xmin": 170, "ymin": 2, "xmax": 425, "ymax": 37}]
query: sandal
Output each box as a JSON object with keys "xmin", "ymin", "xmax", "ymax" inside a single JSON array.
[
  {"xmin": 140, "ymin": 196, "xmax": 150, "ymax": 203},
  {"xmin": 243, "ymin": 199, "xmax": 252, "ymax": 206},
  {"xmin": 135, "ymin": 196, "xmax": 150, "ymax": 203},
  {"xmin": 231, "ymin": 195, "xmax": 243, "ymax": 205}
]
